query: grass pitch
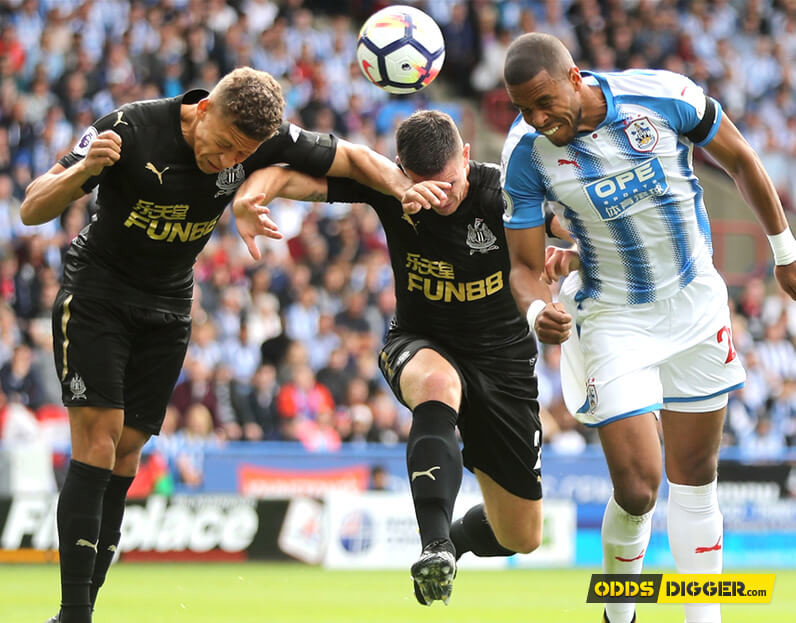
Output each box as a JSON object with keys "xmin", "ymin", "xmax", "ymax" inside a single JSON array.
[{"xmin": 2, "ymin": 563, "xmax": 794, "ymax": 623}]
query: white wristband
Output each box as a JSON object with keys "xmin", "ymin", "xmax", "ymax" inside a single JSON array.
[
  {"xmin": 525, "ymin": 299, "xmax": 546, "ymax": 333},
  {"xmin": 767, "ymin": 228, "xmax": 796, "ymax": 266}
]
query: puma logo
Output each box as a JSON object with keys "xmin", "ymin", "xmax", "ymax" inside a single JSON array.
[
  {"xmin": 75, "ymin": 538, "xmax": 98, "ymax": 552},
  {"xmin": 402, "ymin": 212, "xmax": 418, "ymax": 233},
  {"xmin": 145, "ymin": 162, "xmax": 169, "ymax": 184},
  {"xmin": 695, "ymin": 536, "xmax": 722, "ymax": 554},
  {"xmin": 113, "ymin": 111, "xmax": 128, "ymax": 127},
  {"xmin": 411, "ymin": 466, "xmax": 440, "ymax": 481},
  {"xmin": 107, "ymin": 544, "xmax": 117, "ymax": 553},
  {"xmin": 615, "ymin": 549, "xmax": 645, "ymax": 562},
  {"xmin": 557, "ymin": 158, "xmax": 581, "ymax": 170}
]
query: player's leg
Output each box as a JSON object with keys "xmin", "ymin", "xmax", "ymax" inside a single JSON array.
[
  {"xmin": 88, "ymin": 305, "xmax": 190, "ymax": 610},
  {"xmin": 51, "ymin": 291, "xmax": 133, "ymax": 623},
  {"xmin": 450, "ymin": 341, "xmax": 543, "ymax": 563},
  {"xmin": 598, "ymin": 412, "xmax": 662, "ymax": 623},
  {"xmin": 661, "ymin": 405, "xmax": 726, "ymax": 623},
  {"xmin": 657, "ymin": 273, "xmax": 745, "ymax": 623},
  {"xmin": 88, "ymin": 426, "xmax": 149, "ymax": 608},
  {"xmin": 401, "ymin": 347, "xmax": 462, "ymax": 549},
  {"xmin": 56, "ymin": 406, "xmax": 121, "ymax": 623},
  {"xmin": 378, "ymin": 333, "xmax": 464, "ymax": 605},
  {"xmin": 557, "ymin": 285, "xmax": 667, "ymax": 623},
  {"xmin": 451, "ymin": 336, "xmax": 543, "ymax": 560},
  {"xmin": 399, "ymin": 348, "xmax": 462, "ymax": 605},
  {"xmin": 472, "ymin": 469, "xmax": 542, "ymax": 552}
]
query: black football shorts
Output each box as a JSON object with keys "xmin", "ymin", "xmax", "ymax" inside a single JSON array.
[
  {"xmin": 379, "ymin": 327, "xmax": 542, "ymax": 500},
  {"xmin": 51, "ymin": 289, "xmax": 191, "ymax": 435}
]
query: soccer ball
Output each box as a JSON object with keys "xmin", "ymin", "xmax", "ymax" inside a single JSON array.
[{"xmin": 356, "ymin": 5, "xmax": 445, "ymax": 94}]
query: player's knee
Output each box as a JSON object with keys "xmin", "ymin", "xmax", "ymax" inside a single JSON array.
[
  {"xmin": 614, "ymin": 482, "xmax": 658, "ymax": 516},
  {"xmin": 669, "ymin": 452, "xmax": 718, "ymax": 486},
  {"xmin": 498, "ymin": 527, "xmax": 542, "ymax": 555},
  {"xmin": 75, "ymin": 436, "xmax": 117, "ymax": 469},
  {"xmin": 113, "ymin": 448, "xmax": 143, "ymax": 476},
  {"xmin": 415, "ymin": 369, "xmax": 460, "ymax": 404}
]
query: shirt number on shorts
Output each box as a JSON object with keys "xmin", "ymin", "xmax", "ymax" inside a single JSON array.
[{"xmin": 717, "ymin": 325, "xmax": 737, "ymax": 364}]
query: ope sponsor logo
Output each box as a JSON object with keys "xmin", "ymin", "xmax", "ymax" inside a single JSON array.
[{"xmin": 585, "ymin": 158, "xmax": 668, "ymax": 220}]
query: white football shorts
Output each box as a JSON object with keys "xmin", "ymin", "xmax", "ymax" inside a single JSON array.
[{"xmin": 559, "ymin": 268, "xmax": 746, "ymax": 427}]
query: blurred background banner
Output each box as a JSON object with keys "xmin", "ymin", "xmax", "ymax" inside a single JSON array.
[{"xmin": 1, "ymin": 446, "xmax": 793, "ymax": 566}]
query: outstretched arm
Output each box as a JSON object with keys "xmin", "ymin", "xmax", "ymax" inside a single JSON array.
[
  {"xmin": 21, "ymin": 130, "xmax": 122, "ymax": 225},
  {"xmin": 232, "ymin": 166, "xmax": 329, "ymax": 260},
  {"xmin": 703, "ymin": 114, "xmax": 796, "ymax": 297},
  {"xmin": 326, "ymin": 139, "xmax": 411, "ymax": 200},
  {"xmin": 234, "ymin": 165, "xmax": 328, "ymax": 205}
]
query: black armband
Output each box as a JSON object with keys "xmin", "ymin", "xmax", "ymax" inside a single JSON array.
[
  {"xmin": 684, "ymin": 97, "xmax": 717, "ymax": 144},
  {"xmin": 544, "ymin": 210, "xmax": 556, "ymax": 238}
]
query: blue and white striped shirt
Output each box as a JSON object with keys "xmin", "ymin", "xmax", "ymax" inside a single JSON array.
[{"xmin": 501, "ymin": 69, "xmax": 721, "ymax": 305}]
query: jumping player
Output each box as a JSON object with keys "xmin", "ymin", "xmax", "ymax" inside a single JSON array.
[
  {"xmin": 234, "ymin": 110, "xmax": 569, "ymax": 606},
  {"xmin": 500, "ymin": 33, "xmax": 796, "ymax": 623},
  {"xmin": 20, "ymin": 67, "xmax": 409, "ymax": 623}
]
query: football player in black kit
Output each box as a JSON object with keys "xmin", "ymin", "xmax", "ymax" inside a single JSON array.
[
  {"xmin": 234, "ymin": 110, "xmax": 572, "ymax": 606},
  {"xmin": 19, "ymin": 67, "xmax": 411, "ymax": 623}
]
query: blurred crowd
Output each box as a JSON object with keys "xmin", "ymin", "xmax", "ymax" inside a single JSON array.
[{"xmin": 1, "ymin": 0, "xmax": 796, "ymax": 490}]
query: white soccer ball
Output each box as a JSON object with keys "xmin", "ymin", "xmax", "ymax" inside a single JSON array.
[{"xmin": 356, "ymin": 5, "xmax": 445, "ymax": 95}]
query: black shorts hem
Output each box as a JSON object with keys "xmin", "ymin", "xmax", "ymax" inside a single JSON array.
[
  {"xmin": 468, "ymin": 461, "xmax": 543, "ymax": 501},
  {"xmin": 62, "ymin": 398, "xmax": 124, "ymax": 410}
]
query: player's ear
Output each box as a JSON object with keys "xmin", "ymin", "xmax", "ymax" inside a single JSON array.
[
  {"xmin": 197, "ymin": 98, "xmax": 210, "ymax": 117},
  {"xmin": 569, "ymin": 66, "xmax": 582, "ymax": 90},
  {"xmin": 462, "ymin": 143, "xmax": 471, "ymax": 162}
]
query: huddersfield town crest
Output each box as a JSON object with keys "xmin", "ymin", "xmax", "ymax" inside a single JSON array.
[
  {"xmin": 214, "ymin": 163, "xmax": 245, "ymax": 198},
  {"xmin": 624, "ymin": 117, "xmax": 658, "ymax": 152},
  {"xmin": 466, "ymin": 218, "xmax": 499, "ymax": 255},
  {"xmin": 586, "ymin": 377, "xmax": 598, "ymax": 415}
]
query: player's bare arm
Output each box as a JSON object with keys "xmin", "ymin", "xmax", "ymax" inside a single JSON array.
[
  {"xmin": 232, "ymin": 166, "xmax": 330, "ymax": 260},
  {"xmin": 235, "ymin": 166, "xmax": 329, "ymax": 205},
  {"xmin": 401, "ymin": 180, "xmax": 451, "ymax": 214},
  {"xmin": 702, "ymin": 114, "xmax": 796, "ymax": 297},
  {"xmin": 505, "ymin": 226, "xmax": 571, "ymax": 344},
  {"xmin": 327, "ymin": 139, "xmax": 412, "ymax": 199},
  {"xmin": 548, "ymin": 214, "xmax": 573, "ymax": 242},
  {"xmin": 20, "ymin": 130, "xmax": 122, "ymax": 225}
]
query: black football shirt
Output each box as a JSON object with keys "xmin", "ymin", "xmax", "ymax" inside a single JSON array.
[
  {"xmin": 327, "ymin": 162, "xmax": 536, "ymax": 356},
  {"xmin": 58, "ymin": 89, "xmax": 338, "ymax": 314}
]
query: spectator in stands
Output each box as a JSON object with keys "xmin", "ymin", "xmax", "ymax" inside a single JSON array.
[
  {"xmin": 245, "ymin": 363, "xmax": 280, "ymax": 440},
  {"xmin": 170, "ymin": 357, "xmax": 221, "ymax": 433},
  {"xmin": 367, "ymin": 388, "xmax": 405, "ymax": 444},
  {"xmin": 441, "ymin": 2, "xmax": 479, "ymax": 96},
  {"xmin": 0, "ymin": 343, "xmax": 41, "ymax": 410},
  {"xmin": 276, "ymin": 363, "xmax": 335, "ymax": 434}
]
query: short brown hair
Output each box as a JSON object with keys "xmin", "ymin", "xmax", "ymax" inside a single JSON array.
[
  {"xmin": 210, "ymin": 67, "xmax": 285, "ymax": 142},
  {"xmin": 395, "ymin": 110, "xmax": 462, "ymax": 177}
]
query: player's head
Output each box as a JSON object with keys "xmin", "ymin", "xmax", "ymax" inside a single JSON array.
[
  {"xmin": 193, "ymin": 67, "xmax": 285, "ymax": 173},
  {"xmin": 395, "ymin": 110, "xmax": 470, "ymax": 216},
  {"xmin": 503, "ymin": 33, "xmax": 583, "ymax": 146}
]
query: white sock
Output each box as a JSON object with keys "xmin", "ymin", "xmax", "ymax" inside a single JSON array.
[
  {"xmin": 602, "ymin": 494, "xmax": 654, "ymax": 623},
  {"xmin": 667, "ymin": 479, "xmax": 723, "ymax": 623}
]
